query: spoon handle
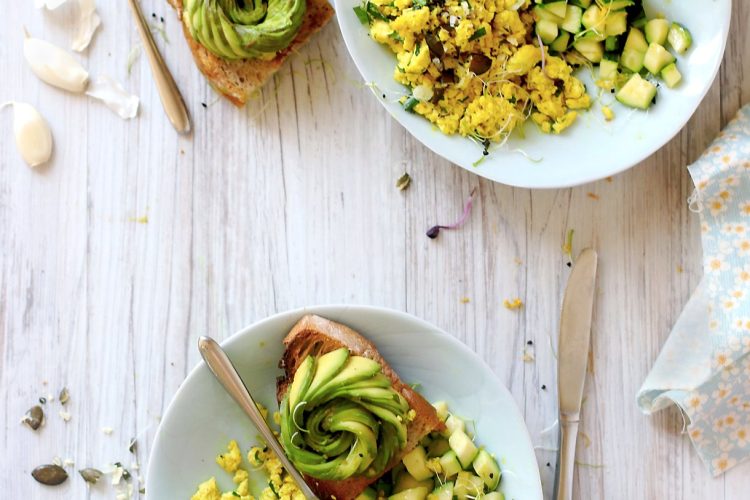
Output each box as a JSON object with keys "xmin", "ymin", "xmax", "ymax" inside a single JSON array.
[
  {"xmin": 127, "ymin": 0, "xmax": 191, "ymax": 134},
  {"xmin": 197, "ymin": 337, "xmax": 319, "ymax": 499}
]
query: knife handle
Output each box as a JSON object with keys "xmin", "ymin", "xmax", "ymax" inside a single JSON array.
[{"xmin": 554, "ymin": 416, "xmax": 579, "ymax": 500}]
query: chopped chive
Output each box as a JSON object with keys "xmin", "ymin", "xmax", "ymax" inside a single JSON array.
[
  {"xmin": 403, "ymin": 96, "xmax": 419, "ymax": 112},
  {"xmin": 353, "ymin": 5, "xmax": 369, "ymax": 24},
  {"xmin": 366, "ymin": 2, "xmax": 389, "ymax": 22},
  {"xmin": 468, "ymin": 27, "xmax": 486, "ymax": 41},
  {"xmin": 388, "ymin": 31, "xmax": 404, "ymax": 42}
]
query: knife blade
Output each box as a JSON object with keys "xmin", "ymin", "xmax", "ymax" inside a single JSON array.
[{"xmin": 554, "ymin": 247, "xmax": 598, "ymax": 500}]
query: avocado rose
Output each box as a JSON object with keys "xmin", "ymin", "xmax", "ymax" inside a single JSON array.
[
  {"xmin": 183, "ymin": 0, "xmax": 306, "ymax": 60},
  {"xmin": 279, "ymin": 347, "xmax": 412, "ymax": 480}
]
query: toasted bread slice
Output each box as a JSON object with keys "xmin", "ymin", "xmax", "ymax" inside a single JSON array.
[
  {"xmin": 277, "ymin": 314, "xmax": 444, "ymax": 500},
  {"xmin": 167, "ymin": 0, "xmax": 334, "ymax": 106}
]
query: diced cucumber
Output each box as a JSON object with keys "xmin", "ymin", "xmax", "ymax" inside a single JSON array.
[
  {"xmin": 389, "ymin": 486, "xmax": 430, "ymax": 500},
  {"xmin": 402, "ymin": 446, "xmax": 433, "ymax": 482},
  {"xmin": 356, "ymin": 488, "xmax": 378, "ymax": 500},
  {"xmin": 570, "ymin": 0, "xmax": 591, "ymax": 8},
  {"xmin": 427, "ymin": 438, "xmax": 451, "ymax": 458},
  {"xmin": 599, "ymin": 0, "xmax": 634, "ymax": 9},
  {"xmin": 598, "ymin": 58, "xmax": 618, "ymax": 81},
  {"xmin": 604, "ymin": 11, "xmax": 627, "ymax": 36},
  {"xmin": 643, "ymin": 42, "xmax": 675, "ymax": 74},
  {"xmin": 573, "ymin": 39, "xmax": 603, "ymax": 62},
  {"xmin": 432, "ymin": 401, "xmax": 449, "ymax": 422},
  {"xmin": 472, "ymin": 449, "xmax": 501, "ymax": 491},
  {"xmin": 448, "ymin": 429, "xmax": 478, "ymax": 469},
  {"xmin": 533, "ymin": 6, "xmax": 564, "ymax": 24},
  {"xmin": 620, "ymin": 48, "xmax": 645, "ymax": 72},
  {"xmin": 438, "ymin": 451, "xmax": 462, "ymax": 478},
  {"xmin": 550, "ymin": 32, "xmax": 571, "ymax": 53},
  {"xmin": 604, "ymin": 35, "xmax": 620, "ymax": 52},
  {"xmin": 581, "ymin": 5, "xmax": 605, "ymax": 31},
  {"xmin": 616, "ymin": 73, "xmax": 657, "ymax": 109},
  {"xmin": 427, "ymin": 482, "xmax": 454, "ymax": 500},
  {"xmin": 394, "ymin": 471, "xmax": 434, "ymax": 494},
  {"xmin": 667, "ymin": 22, "xmax": 692, "ymax": 54},
  {"xmin": 645, "ymin": 18, "xmax": 670, "ymax": 45},
  {"xmin": 661, "ymin": 62, "xmax": 682, "ymax": 88},
  {"xmin": 624, "ymin": 27, "xmax": 648, "ymax": 52},
  {"xmin": 536, "ymin": 19, "xmax": 559, "ymax": 44},
  {"xmin": 560, "ymin": 5, "xmax": 582, "ymax": 33},
  {"xmin": 443, "ymin": 414, "xmax": 465, "ymax": 436},
  {"xmin": 542, "ymin": 0, "xmax": 569, "ymax": 18},
  {"xmin": 454, "ymin": 471, "xmax": 485, "ymax": 500},
  {"xmin": 483, "ymin": 493, "xmax": 506, "ymax": 500}
]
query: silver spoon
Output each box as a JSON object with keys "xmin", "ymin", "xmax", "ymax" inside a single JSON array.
[
  {"xmin": 197, "ymin": 336, "xmax": 319, "ymax": 499},
  {"xmin": 127, "ymin": 0, "xmax": 191, "ymax": 134}
]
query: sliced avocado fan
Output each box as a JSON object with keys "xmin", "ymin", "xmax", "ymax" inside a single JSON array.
[
  {"xmin": 183, "ymin": 0, "xmax": 307, "ymax": 60},
  {"xmin": 280, "ymin": 348, "xmax": 412, "ymax": 481}
]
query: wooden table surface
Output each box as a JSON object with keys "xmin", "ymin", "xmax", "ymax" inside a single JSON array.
[{"xmin": 1, "ymin": 1, "xmax": 749, "ymax": 498}]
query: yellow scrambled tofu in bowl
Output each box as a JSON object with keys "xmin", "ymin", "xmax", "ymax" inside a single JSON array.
[
  {"xmin": 192, "ymin": 440, "xmax": 304, "ymax": 500},
  {"xmin": 360, "ymin": 0, "xmax": 590, "ymax": 143}
]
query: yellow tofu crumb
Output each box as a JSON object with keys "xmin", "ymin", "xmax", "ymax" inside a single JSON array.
[
  {"xmin": 216, "ymin": 440, "xmax": 243, "ymax": 473},
  {"xmin": 192, "ymin": 478, "xmax": 222, "ymax": 500},
  {"xmin": 602, "ymin": 106, "xmax": 615, "ymax": 121},
  {"xmin": 503, "ymin": 298, "xmax": 523, "ymax": 310}
]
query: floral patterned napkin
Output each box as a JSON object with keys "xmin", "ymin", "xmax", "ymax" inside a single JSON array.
[{"xmin": 638, "ymin": 104, "xmax": 750, "ymax": 476}]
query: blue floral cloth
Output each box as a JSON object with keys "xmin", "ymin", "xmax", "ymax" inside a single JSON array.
[{"xmin": 638, "ymin": 104, "xmax": 750, "ymax": 476}]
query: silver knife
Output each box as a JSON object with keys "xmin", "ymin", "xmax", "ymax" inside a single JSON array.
[{"xmin": 553, "ymin": 248, "xmax": 598, "ymax": 500}]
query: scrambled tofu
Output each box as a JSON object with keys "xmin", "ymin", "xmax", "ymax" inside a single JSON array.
[
  {"xmin": 192, "ymin": 407, "xmax": 303, "ymax": 500},
  {"xmin": 365, "ymin": 0, "xmax": 590, "ymax": 140}
]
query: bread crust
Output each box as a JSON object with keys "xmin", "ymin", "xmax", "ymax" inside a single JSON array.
[
  {"xmin": 276, "ymin": 314, "xmax": 444, "ymax": 500},
  {"xmin": 168, "ymin": 0, "xmax": 334, "ymax": 106}
]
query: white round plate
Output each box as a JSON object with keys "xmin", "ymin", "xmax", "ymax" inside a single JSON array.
[
  {"xmin": 147, "ymin": 305, "xmax": 543, "ymax": 499},
  {"xmin": 335, "ymin": 0, "xmax": 731, "ymax": 188}
]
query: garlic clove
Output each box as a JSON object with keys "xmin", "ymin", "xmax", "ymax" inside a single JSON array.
[
  {"xmin": 71, "ymin": 0, "xmax": 101, "ymax": 52},
  {"xmin": 4, "ymin": 102, "xmax": 53, "ymax": 168},
  {"xmin": 23, "ymin": 32, "xmax": 90, "ymax": 93},
  {"xmin": 85, "ymin": 75, "xmax": 140, "ymax": 119}
]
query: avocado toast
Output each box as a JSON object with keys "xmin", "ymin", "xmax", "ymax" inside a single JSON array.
[
  {"xmin": 167, "ymin": 0, "xmax": 334, "ymax": 106},
  {"xmin": 276, "ymin": 315, "xmax": 444, "ymax": 500}
]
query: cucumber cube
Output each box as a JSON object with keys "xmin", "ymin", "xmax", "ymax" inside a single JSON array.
[
  {"xmin": 543, "ymin": 1, "xmax": 569, "ymax": 18},
  {"xmin": 483, "ymin": 493, "xmax": 506, "ymax": 500},
  {"xmin": 472, "ymin": 449, "xmax": 501, "ymax": 490},
  {"xmin": 624, "ymin": 27, "xmax": 648, "ymax": 52},
  {"xmin": 598, "ymin": 58, "xmax": 618, "ymax": 81},
  {"xmin": 604, "ymin": 11, "xmax": 627, "ymax": 36},
  {"xmin": 443, "ymin": 414, "xmax": 465, "ymax": 436},
  {"xmin": 454, "ymin": 471, "xmax": 485, "ymax": 500},
  {"xmin": 616, "ymin": 73, "xmax": 657, "ymax": 110},
  {"xmin": 429, "ymin": 482, "xmax": 454, "ymax": 500},
  {"xmin": 431, "ymin": 401, "xmax": 449, "ymax": 421},
  {"xmin": 667, "ymin": 22, "xmax": 692, "ymax": 54},
  {"xmin": 536, "ymin": 19, "xmax": 559, "ymax": 44},
  {"xmin": 550, "ymin": 32, "xmax": 571, "ymax": 53},
  {"xmin": 643, "ymin": 42, "xmax": 675, "ymax": 74},
  {"xmin": 438, "ymin": 451, "xmax": 462, "ymax": 478},
  {"xmin": 448, "ymin": 428, "xmax": 478, "ymax": 468},
  {"xmin": 427, "ymin": 438, "xmax": 451, "ymax": 458},
  {"xmin": 561, "ymin": 5, "xmax": 582, "ymax": 33},
  {"xmin": 661, "ymin": 62, "xmax": 682, "ymax": 88},
  {"xmin": 604, "ymin": 35, "xmax": 620, "ymax": 52},
  {"xmin": 645, "ymin": 18, "xmax": 670, "ymax": 45},
  {"xmin": 619, "ymin": 48, "xmax": 645, "ymax": 72},
  {"xmin": 573, "ymin": 39, "xmax": 603, "ymax": 62},
  {"xmin": 581, "ymin": 5, "xmax": 605, "ymax": 31},
  {"xmin": 402, "ymin": 446, "xmax": 433, "ymax": 481},
  {"xmin": 388, "ymin": 486, "xmax": 430, "ymax": 500},
  {"xmin": 533, "ymin": 6, "xmax": 564, "ymax": 24}
]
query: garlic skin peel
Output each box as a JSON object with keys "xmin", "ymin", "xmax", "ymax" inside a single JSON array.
[
  {"xmin": 23, "ymin": 34, "xmax": 90, "ymax": 93},
  {"xmin": 85, "ymin": 76, "xmax": 140, "ymax": 119},
  {"xmin": 71, "ymin": 0, "xmax": 101, "ymax": 52},
  {"xmin": 4, "ymin": 102, "xmax": 53, "ymax": 167}
]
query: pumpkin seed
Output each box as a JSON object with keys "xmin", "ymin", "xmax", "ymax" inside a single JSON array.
[
  {"xmin": 396, "ymin": 172, "xmax": 411, "ymax": 191},
  {"xmin": 78, "ymin": 468, "xmax": 102, "ymax": 484},
  {"xmin": 23, "ymin": 405, "xmax": 44, "ymax": 430},
  {"xmin": 469, "ymin": 53, "xmax": 492, "ymax": 75},
  {"xmin": 59, "ymin": 387, "xmax": 70, "ymax": 405},
  {"xmin": 31, "ymin": 464, "xmax": 68, "ymax": 485}
]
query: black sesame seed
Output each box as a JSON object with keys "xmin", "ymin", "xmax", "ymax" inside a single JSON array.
[
  {"xmin": 382, "ymin": 94, "xmax": 386, "ymax": 98},
  {"xmin": 160, "ymin": 16, "xmax": 164, "ymax": 23},
  {"xmin": 39, "ymin": 397, "xmax": 46, "ymax": 404},
  {"xmin": 610, "ymin": 88, "xmax": 615, "ymax": 93},
  {"xmin": 489, "ymin": 473, "xmax": 494, "ymax": 478},
  {"xmin": 152, "ymin": 13, "xmax": 156, "ymax": 18},
  {"xmin": 546, "ymin": 462, "xmax": 551, "ymax": 467},
  {"xmin": 526, "ymin": 340, "xmax": 533, "ymax": 346},
  {"xmin": 541, "ymin": 384, "xmax": 547, "ymax": 390},
  {"xmin": 201, "ymin": 102, "xmax": 207, "ymax": 108},
  {"xmin": 359, "ymin": 453, "xmax": 363, "ymax": 457},
  {"xmin": 566, "ymin": 262, "xmax": 572, "ymax": 267}
]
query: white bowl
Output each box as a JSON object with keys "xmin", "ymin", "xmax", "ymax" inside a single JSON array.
[
  {"xmin": 147, "ymin": 305, "xmax": 543, "ymax": 499},
  {"xmin": 335, "ymin": 0, "xmax": 731, "ymax": 188}
]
